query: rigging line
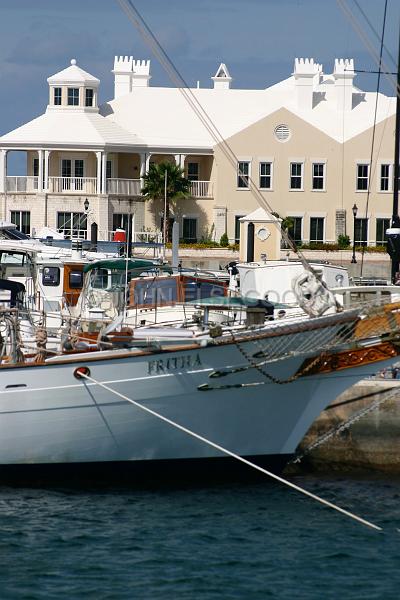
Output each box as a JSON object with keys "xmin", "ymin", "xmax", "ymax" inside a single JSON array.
[
  {"xmin": 352, "ymin": 0, "xmax": 397, "ymax": 68},
  {"xmin": 336, "ymin": 0, "xmax": 397, "ymax": 94},
  {"xmin": 77, "ymin": 370, "xmax": 382, "ymax": 531},
  {"xmin": 360, "ymin": 0, "xmax": 388, "ymax": 277},
  {"xmin": 116, "ymin": 0, "xmax": 311, "ymax": 270}
]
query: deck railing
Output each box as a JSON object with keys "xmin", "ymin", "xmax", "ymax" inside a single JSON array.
[
  {"xmin": 189, "ymin": 180, "xmax": 213, "ymax": 197},
  {"xmin": 48, "ymin": 177, "xmax": 97, "ymax": 194},
  {"xmin": 106, "ymin": 178, "xmax": 142, "ymax": 196},
  {"xmin": 6, "ymin": 176, "xmax": 38, "ymax": 192}
]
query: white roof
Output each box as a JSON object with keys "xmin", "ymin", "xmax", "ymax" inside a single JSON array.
[
  {"xmin": 100, "ymin": 75, "xmax": 395, "ymax": 148},
  {"xmin": 239, "ymin": 208, "xmax": 278, "ymax": 223},
  {"xmin": 0, "ymin": 109, "xmax": 142, "ymax": 148},
  {"xmin": 47, "ymin": 59, "xmax": 100, "ymax": 86}
]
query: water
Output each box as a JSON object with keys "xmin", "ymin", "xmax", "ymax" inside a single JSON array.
[{"xmin": 0, "ymin": 475, "xmax": 399, "ymax": 599}]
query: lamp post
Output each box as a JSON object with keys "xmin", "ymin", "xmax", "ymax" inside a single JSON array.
[{"xmin": 351, "ymin": 203, "xmax": 358, "ymax": 264}]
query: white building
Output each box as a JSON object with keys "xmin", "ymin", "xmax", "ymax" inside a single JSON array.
[{"xmin": 0, "ymin": 55, "xmax": 396, "ymax": 246}]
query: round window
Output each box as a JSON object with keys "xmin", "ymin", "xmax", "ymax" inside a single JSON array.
[{"xmin": 274, "ymin": 124, "xmax": 291, "ymax": 142}]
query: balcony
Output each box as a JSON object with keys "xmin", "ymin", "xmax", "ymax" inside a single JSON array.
[
  {"xmin": 6, "ymin": 176, "xmax": 38, "ymax": 192},
  {"xmin": 106, "ymin": 178, "xmax": 142, "ymax": 196},
  {"xmin": 48, "ymin": 177, "xmax": 97, "ymax": 194},
  {"xmin": 189, "ymin": 180, "xmax": 213, "ymax": 197}
]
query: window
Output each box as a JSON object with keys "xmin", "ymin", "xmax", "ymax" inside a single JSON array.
[
  {"xmin": 237, "ymin": 161, "xmax": 250, "ymax": 188},
  {"xmin": 356, "ymin": 164, "xmax": 369, "ymax": 191},
  {"xmin": 69, "ymin": 271, "xmax": 84, "ymax": 289},
  {"xmin": 57, "ymin": 212, "xmax": 87, "ymax": 239},
  {"xmin": 113, "ymin": 213, "xmax": 129, "ymax": 233},
  {"xmin": 287, "ymin": 216, "xmax": 302, "ymax": 244},
  {"xmin": 310, "ymin": 217, "xmax": 324, "ymax": 243},
  {"xmin": 380, "ymin": 164, "xmax": 391, "ymax": 191},
  {"xmin": 235, "ymin": 215, "xmax": 245, "ymax": 244},
  {"xmin": 106, "ymin": 160, "xmax": 112, "ymax": 179},
  {"xmin": 187, "ymin": 163, "xmax": 199, "ymax": 182},
  {"xmin": 259, "ymin": 162, "xmax": 272, "ymax": 189},
  {"xmin": 354, "ymin": 218, "xmax": 368, "ymax": 246},
  {"xmin": 182, "ymin": 218, "xmax": 197, "ymax": 243},
  {"xmin": 85, "ymin": 88, "xmax": 94, "ymax": 107},
  {"xmin": 54, "ymin": 87, "xmax": 62, "ymax": 106},
  {"xmin": 312, "ymin": 163, "xmax": 325, "ymax": 190},
  {"xmin": 33, "ymin": 158, "xmax": 44, "ymax": 189},
  {"xmin": 42, "ymin": 267, "xmax": 60, "ymax": 287},
  {"xmin": 10, "ymin": 211, "xmax": 31, "ymax": 235},
  {"xmin": 290, "ymin": 162, "xmax": 303, "ymax": 190},
  {"xmin": 67, "ymin": 87, "xmax": 79, "ymax": 106},
  {"xmin": 376, "ymin": 218, "xmax": 390, "ymax": 247},
  {"xmin": 74, "ymin": 159, "xmax": 84, "ymax": 190}
]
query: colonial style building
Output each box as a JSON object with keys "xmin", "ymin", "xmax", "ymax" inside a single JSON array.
[{"xmin": 0, "ymin": 55, "xmax": 396, "ymax": 245}]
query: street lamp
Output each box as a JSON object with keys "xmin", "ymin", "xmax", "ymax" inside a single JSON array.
[
  {"xmin": 351, "ymin": 203, "xmax": 358, "ymax": 264},
  {"xmin": 84, "ymin": 198, "xmax": 90, "ymax": 212}
]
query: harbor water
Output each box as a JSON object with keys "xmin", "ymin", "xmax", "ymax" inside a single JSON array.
[{"xmin": 1, "ymin": 476, "xmax": 400, "ymax": 599}]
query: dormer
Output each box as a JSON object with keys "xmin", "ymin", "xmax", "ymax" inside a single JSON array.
[
  {"xmin": 47, "ymin": 59, "xmax": 100, "ymax": 112},
  {"xmin": 211, "ymin": 63, "xmax": 232, "ymax": 89}
]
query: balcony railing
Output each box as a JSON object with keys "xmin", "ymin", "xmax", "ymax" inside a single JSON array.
[
  {"xmin": 189, "ymin": 180, "xmax": 213, "ymax": 197},
  {"xmin": 6, "ymin": 176, "xmax": 38, "ymax": 192},
  {"xmin": 106, "ymin": 178, "xmax": 142, "ymax": 196},
  {"xmin": 48, "ymin": 177, "xmax": 97, "ymax": 194}
]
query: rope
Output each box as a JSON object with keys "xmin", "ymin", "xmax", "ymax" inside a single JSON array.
[{"xmin": 77, "ymin": 370, "xmax": 382, "ymax": 531}]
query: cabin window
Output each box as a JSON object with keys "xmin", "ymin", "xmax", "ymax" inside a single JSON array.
[
  {"xmin": 42, "ymin": 267, "xmax": 60, "ymax": 286},
  {"xmin": 67, "ymin": 87, "xmax": 79, "ymax": 106},
  {"xmin": 10, "ymin": 211, "xmax": 31, "ymax": 235},
  {"xmin": 90, "ymin": 269, "xmax": 108, "ymax": 289},
  {"xmin": 69, "ymin": 271, "xmax": 83, "ymax": 289},
  {"xmin": 259, "ymin": 162, "xmax": 272, "ymax": 189},
  {"xmin": 376, "ymin": 218, "xmax": 390, "ymax": 247},
  {"xmin": 85, "ymin": 88, "xmax": 94, "ymax": 107},
  {"xmin": 312, "ymin": 163, "xmax": 325, "ymax": 190},
  {"xmin": 54, "ymin": 87, "xmax": 62, "ymax": 105},
  {"xmin": 237, "ymin": 161, "xmax": 250, "ymax": 188}
]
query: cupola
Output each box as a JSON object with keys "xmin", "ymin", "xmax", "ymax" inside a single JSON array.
[
  {"xmin": 47, "ymin": 59, "xmax": 100, "ymax": 111},
  {"xmin": 211, "ymin": 63, "xmax": 232, "ymax": 89}
]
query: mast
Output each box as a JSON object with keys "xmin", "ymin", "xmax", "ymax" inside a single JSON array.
[{"xmin": 386, "ymin": 31, "xmax": 400, "ymax": 283}]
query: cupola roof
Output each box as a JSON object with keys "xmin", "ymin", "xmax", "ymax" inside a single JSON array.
[{"xmin": 47, "ymin": 59, "xmax": 100, "ymax": 86}]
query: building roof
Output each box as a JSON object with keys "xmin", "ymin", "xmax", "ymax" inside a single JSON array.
[
  {"xmin": 0, "ymin": 109, "xmax": 142, "ymax": 148},
  {"xmin": 47, "ymin": 59, "xmax": 100, "ymax": 86},
  {"xmin": 100, "ymin": 75, "xmax": 395, "ymax": 148}
]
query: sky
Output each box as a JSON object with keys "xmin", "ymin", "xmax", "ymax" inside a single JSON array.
[{"xmin": 0, "ymin": 0, "xmax": 399, "ymax": 172}]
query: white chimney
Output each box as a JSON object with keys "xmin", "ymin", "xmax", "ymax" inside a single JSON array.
[
  {"xmin": 333, "ymin": 58, "xmax": 355, "ymax": 111},
  {"xmin": 112, "ymin": 56, "xmax": 151, "ymax": 99},
  {"xmin": 293, "ymin": 58, "xmax": 322, "ymax": 110}
]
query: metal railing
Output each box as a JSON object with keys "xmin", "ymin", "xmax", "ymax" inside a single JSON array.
[
  {"xmin": 106, "ymin": 178, "xmax": 142, "ymax": 196},
  {"xmin": 99, "ymin": 229, "xmax": 163, "ymax": 243},
  {"xmin": 6, "ymin": 176, "xmax": 38, "ymax": 192},
  {"xmin": 189, "ymin": 180, "xmax": 213, "ymax": 197},
  {"xmin": 48, "ymin": 177, "xmax": 97, "ymax": 194}
]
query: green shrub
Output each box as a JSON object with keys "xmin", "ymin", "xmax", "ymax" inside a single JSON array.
[
  {"xmin": 338, "ymin": 234, "xmax": 351, "ymax": 249},
  {"xmin": 220, "ymin": 232, "xmax": 229, "ymax": 247}
]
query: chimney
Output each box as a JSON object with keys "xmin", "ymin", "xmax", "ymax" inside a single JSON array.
[
  {"xmin": 333, "ymin": 58, "xmax": 355, "ymax": 111},
  {"xmin": 293, "ymin": 58, "xmax": 322, "ymax": 110},
  {"xmin": 112, "ymin": 56, "xmax": 151, "ymax": 99},
  {"xmin": 211, "ymin": 63, "xmax": 232, "ymax": 89}
]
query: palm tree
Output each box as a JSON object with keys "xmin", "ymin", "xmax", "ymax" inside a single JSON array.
[{"xmin": 141, "ymin": 161, "xmax": 191, "ymax": 242}]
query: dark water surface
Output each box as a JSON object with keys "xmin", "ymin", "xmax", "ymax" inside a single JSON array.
[{"xmin": 0, "ymin": 475, "xmax": 399, "ymax": 599}]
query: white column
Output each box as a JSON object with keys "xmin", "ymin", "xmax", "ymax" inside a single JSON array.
[
  {"xmin": 101, "ymin": 152, "xmax": 107, "ymax": 194},
  {"xmin": 44, "ymin": 150, "xmax": 50, "ymax": 191},
  {"xmin": 0, "ymin": 149, "xmax": 6, "ymax": 193},
  {"xmin": 38, "ymin": 149, "xmax": 44, "ymax": 193},
  {"xmin": 96, "ymin": 152, "xmax": 102, "ymax": 194},
  {"xmin": 174, "ymin": 154, "xmax": 186, "ymax": 169},
  {"xmin": 145, "ymin": 153, "xmax": 151, "ymax": 173},
  {"xmin": 139, "ymin": 153, "xmax": 147, "ymax": 186}
]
